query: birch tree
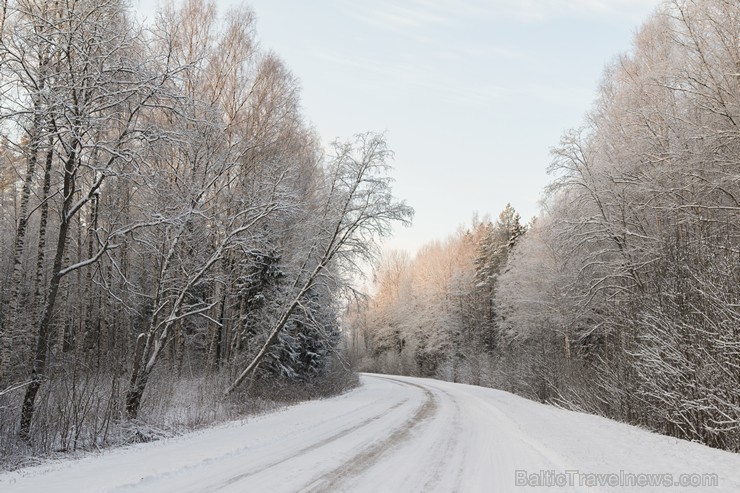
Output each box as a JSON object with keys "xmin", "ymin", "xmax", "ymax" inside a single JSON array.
[
  {"xmin": 0, "ymin": 0, "xmax": 177, "ymax": 439},
  {"xmin": 501, "ymin": 0, "xmax": 740, "ymax": 449},
  {"xmin": 226, "ymin": 132, "xmax": 412, "ymax": 394},
  {"xmin": 122, "ymin": 0, "xmax": 322, "ymax": 418}
]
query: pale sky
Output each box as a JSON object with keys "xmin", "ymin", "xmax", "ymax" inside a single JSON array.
[{"xmin": 134, "ymin": 0, "xmax": 664, "ymax": 254}]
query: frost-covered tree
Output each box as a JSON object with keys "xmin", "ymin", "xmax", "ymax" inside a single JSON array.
[
  {"xmin": 496, "ymin": 0, "xmax": 740, "ymax": 450},
  {"xmin": 352, "ymin": 0, "xmax": 739, "ymax": 453},
  {"xmin": 352, "ymin": 207, "xmax": 524, "ymax": 383},
  {"xmin": 0, "ymin": 0, "xmax": 181, "ymax": 439},
  {"xmin": 0, "ymin": 0, "xmax": 399, "ymax": 453},
  {"xmin": 226, "ymin": 132, "xmax": 413, "ymax": 394}
]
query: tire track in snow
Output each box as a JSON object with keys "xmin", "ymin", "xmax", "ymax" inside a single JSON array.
[
  {"xmin": 300, "ymin": 376, "xmax": 438, "ymax": 493},
  {"xmin": 419, "ymin": 385, "xmax": 465, "ymax": 492},
  {"xmin": 203, "ymin": 395, "xmax": 410, "ymax": 492},
  {"xmin": 113, "ymin": 393, "xmax": 410, "ymax": 493}
]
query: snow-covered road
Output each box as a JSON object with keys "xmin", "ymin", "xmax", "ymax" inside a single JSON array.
[{"xmin": 2, "ymin": 374, "xmax": 739, "ymax": 492}]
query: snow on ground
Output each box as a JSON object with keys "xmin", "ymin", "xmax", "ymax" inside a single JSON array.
[{"xmin": 1, "ymin": 374, "xmax": 739, "ymax": 492}]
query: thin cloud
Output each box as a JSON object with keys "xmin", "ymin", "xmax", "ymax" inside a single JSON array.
[
  {"xmin": 313, "ymin": 50, "xmax": 506, "ymax": 108},
  {"xmin": 344, "ymin": 0, "xmax": 660, "ymax": 27},
  {"xmin": 515, "ymin": 82, "xmax": 595, "ymax": 108},
  {"xmin": 343, "ymin": 2, "xmax": 451, "ymax": 31}
]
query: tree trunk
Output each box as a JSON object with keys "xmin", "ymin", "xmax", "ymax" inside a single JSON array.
[
  {"xmin": 19, "ymin": 149, "xmax": 76, "ymax": 439},
  {"xmin": 20, "ymin": 242, "xmax": 69, "ymax": 439},
  {"xmin": 0, "ymin": 119, "xmax": 43, "ymax": 379},
  {"xmin": 125, "ymin": 373, "xmax": 150, "ymax": 420},
  {"xmin": 125, "ymin": 333, "xmax": 149, "ymax": 418},
  {"xmin": 31, "ymin": 144, "xmax": 54, "ymax": 355}
]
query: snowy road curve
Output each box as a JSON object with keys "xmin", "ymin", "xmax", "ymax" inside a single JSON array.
[{"xmin": 2, "ymin": 374, "xmax": 740, "ymax": 492}]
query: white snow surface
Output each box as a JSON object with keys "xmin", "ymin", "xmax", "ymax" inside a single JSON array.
[{"xmin": 2, "ymin": 374, "xmax": 739, "ymax": 492}]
